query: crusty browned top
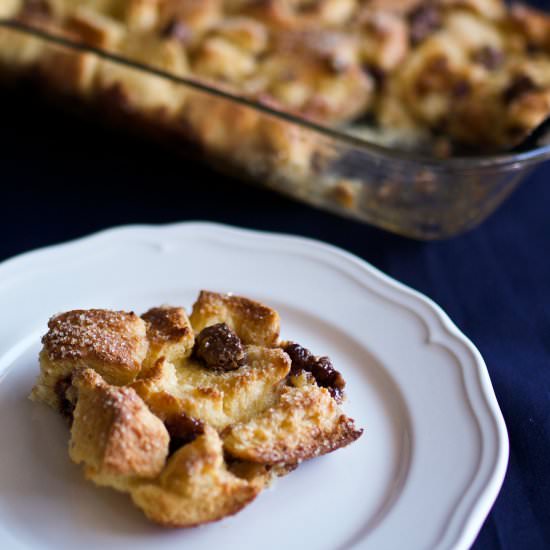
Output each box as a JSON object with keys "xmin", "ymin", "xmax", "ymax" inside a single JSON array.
[
  {"xmin": 199, "ymin": 291, "xmax": 276, "ymax": 322},
  {"xmin": 228, "ymin": 294, "xmax": 277, "ymax": 322},
  {"xmin": 142, "ymin": 307, "xmax": 191, "ymax": 344},
  {"xmin": 71, "ymin": 368, "xmax": 169, "ymax": 477},
  {"xmin": 190, "ymin": 290, "xmax": 280, "ymax": 347},
  {"xmin": 42, "ymin": 309, "xmax": 146, "ymax": 366}
]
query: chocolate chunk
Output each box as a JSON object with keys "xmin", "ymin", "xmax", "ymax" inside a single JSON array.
[
  {"xmin": 409, "ymin": 5, "xmax": 442, "ymax": 45},
  {"xmin": 165, "ymin": 413, "xmax": 204, "ymax": 455},
  {"xmin": 283, "ymin": 342, "xmax": 346, "ymax": 402},
  {"xmin": 503, "ymin": 74, "xmax": 538, "ymax": 103},
  {"xmin": 194, "ymin": 323, "xmax": 247, "ymax": 371},
  {"xmin": 472, "ymin": 46, "xmax": 504, "ymax": 70},
  {"xmin": 54, "ymin": 375, "xmax": 75, "ymax": 424}
]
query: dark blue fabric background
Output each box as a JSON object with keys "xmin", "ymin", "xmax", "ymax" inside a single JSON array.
[{"xmin": 0, "ymin": 79, "xmax": 548, "ymax": 548}]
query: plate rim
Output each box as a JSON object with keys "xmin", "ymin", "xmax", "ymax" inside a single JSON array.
[{"xmin": 0, "ymin": 221, "xmax": 509, "ymax": 549}]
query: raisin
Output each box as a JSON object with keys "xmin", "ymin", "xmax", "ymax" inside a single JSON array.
[
  {"xmin": 503, "ymin": 75, "xmax": 538, "ymax": 104},
  {"xmin": 315, "ymin": 357, "xmax": 346, "ymax": 402},
  {"xmin": 194, "ymin": 323, "xmax": 247, "ymax": 371},
  {"xmin": 161, "ymin": 19, "xmax": 192, "ymax": 44},
  {"xmin": 284, "ymin": 342, "xmax": 314, "ymax": 368},
  {"xmin": 409, "ymin": 5, "xmax": 442, "ymax": 45},
  {"xmin": 452, "ymin": 79, "xmax": 471, "ymax": 99},
  {"xmin": 283, "ymin": 342, "xmax": 346, "ymax": 402},
  {"xmin": 472, "ymin": 46, "xmax": 504, "ymax": 70},
  {"xmin": 165, "ymin": 413, "xmax": 204, "ymax": 455},
  {"xmin": 363, "ymin": 64, "xmax": 386, "ymax": 88}
]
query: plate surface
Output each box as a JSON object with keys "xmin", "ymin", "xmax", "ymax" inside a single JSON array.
[{"xmin": 0, "ymin": 222, "xmax": 508, "ymax": 550}]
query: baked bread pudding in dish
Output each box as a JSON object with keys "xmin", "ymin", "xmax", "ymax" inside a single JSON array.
[
  {"xmin": 2, "ymin": 0, "xmax": 550, "ymax": 153},
  {"xmin": 30, "ymin": 291, "xmax": 363, "ymax": 527},
  {"xmin": 3, "ymin": 2, "xmax": 549, "ymax": 237}
]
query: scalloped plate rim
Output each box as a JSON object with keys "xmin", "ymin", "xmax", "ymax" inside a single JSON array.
[{"xmin": 0, "ymin": 221, "xmax": 509, "ymax": 550}]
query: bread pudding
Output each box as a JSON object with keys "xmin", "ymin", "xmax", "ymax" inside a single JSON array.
[
  {"xmin": 2, "ymin": 0, "xmax": 550, "ymax": 153},
  {"xmin": 30, "ymin": 291, "xmax": 363, "ymax": 526},
  {"xmin": 2, "ymin": 2, "xmax": 550, "ymax": 231}
]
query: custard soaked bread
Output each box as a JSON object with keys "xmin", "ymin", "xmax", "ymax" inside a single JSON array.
[
  {"xmin": 3, "ymin": 1, "xmax": 550, "ymax": 152},
  {"xmin": 31, "ymin": 290, "xmax": 363, "ymax": 527}
]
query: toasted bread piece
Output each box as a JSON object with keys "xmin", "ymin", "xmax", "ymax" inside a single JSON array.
[
  {"xmin": 190, "ymin": 290, "xmax": 280, "ymax": 347},
  {"xmin": 0, "ymin": 0, "xmax": 22, "ymax": 18},
  {"xmin": 193, "ymin": 35, "xmax": 257, "ymax": 83},
  {"xmin": 141, "ymin": 306, "xmax": 195, "ymax": 369},
  {"xmin": 69, "ymin": 368, "xmax": 169, "ymax": 492},
  {"xmin": 95, "ymin": 33, "xmax": 188, "ymax": 115},
  {"xmin": 0, "ymin": 18, "xmax": 44, "ymax": 69},
  {"xmin": 132, "ymin": 346, "xmax": 290, "ymax": 430},
  {"xmin": 157, "ymin": 0, "xmax": 222, "ymax": 39},
  {"xmin": 211, "ymin": 16, "xmax": 269, "ymax": 54},
  {"xmin": 125, "ymin": 0, "xmax": 160, "ymax": 32},
  {"xmin": 260, "ymin": 29, "xmax": 373, "ymax": 124},
  {"xmin": 67, "ymin": 6, "xmax": 125, "ymax": 49},
  {"xmin": 32, "ymin": 309, "xmax": 148, "ymax": 409},
  {"xmin": 131, "ymin": 425, "xmax": 259, "ymax": 527},
  {"xmin": 182, "ymin": 91, "xmax": 263, "ymax": 159},
  {"xmin": 223, "ymin": 373, "xmax": 362, "ymax": 464},
  {"xmin": 39, "ymin": 43, "xmax": 99, "ymax": 96}
]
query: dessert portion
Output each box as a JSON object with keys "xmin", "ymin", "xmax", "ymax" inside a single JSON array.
[
  {"xmin": 30, "ymin": 290, "xmax": 363, "ymax": 527},
  {"xmin": 2, "ymin": 0, "xmax": 550, "ymax": 153}
]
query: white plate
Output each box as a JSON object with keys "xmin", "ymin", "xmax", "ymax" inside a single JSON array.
[{"xmin": 0, "ymin": 222, "xmax": 508, "ymax": 550}]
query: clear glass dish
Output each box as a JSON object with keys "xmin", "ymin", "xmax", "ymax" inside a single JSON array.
[{"xmin": 1, "ymin": 18, "xmax": 549, "ymax": 240}]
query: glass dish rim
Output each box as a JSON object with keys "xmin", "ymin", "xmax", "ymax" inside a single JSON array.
[{"xmin": 3, "ymin": 17, "xmax": 550, "ymax": 172}]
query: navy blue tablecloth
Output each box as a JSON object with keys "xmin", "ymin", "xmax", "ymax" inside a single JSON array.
[{"xmin": 0, "ymin": 87, "xmax": 548, "ymax": 549}]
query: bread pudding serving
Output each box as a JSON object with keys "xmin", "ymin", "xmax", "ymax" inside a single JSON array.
[{"xmin": 30, "ymin": 291, "xmax": 363, "ymax": 527}]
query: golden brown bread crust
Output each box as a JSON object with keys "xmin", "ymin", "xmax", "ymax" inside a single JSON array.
[
  {"xmin": 31, "ymin": 309, "xmax": 148, "ymax": 408},
  {"xmin": 31, "ymin": 290, "xmax": 363, "ymax": 527},
  {"xmin": 375, "ymin": 5, "xmax": 550, "ymax": 151},
  {"xmin": 227, "ymin": 459, "xmax": 297, "ymax": 489},
  {"xmin": 95, "ymin": 31, "xmax": 188, "ymax": 115},
  {"xmin": 41, "ymin": 309, "xmax": 147, "ymax": 366},
  {"xmin": 142, "ymin": 306, "xmax": 193, "ymax": 345},
  {"xmin": 223, "ymin": 373, "xmax": 363, "ymax": 464},
  {"xmin": 190, "ymin": 290, "xmax": 280, "ymax": 347},
  {"xmin": 69, "ymin": 368, "xmax": 170, "ymax": 490},
  {"xmin": 141, "ymin": 306, "xmax": 195, "ymax": 368},
  {"xmin": 66, "ymin": 6, "xmax": 125, "ymax": 49},
  {"xmin": 131, "ymin": 426, "xmax": 260, "ymax": 527}
]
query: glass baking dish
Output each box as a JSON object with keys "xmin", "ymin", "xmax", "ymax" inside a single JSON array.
[{"xmin": 1, "ymin": 17, "xmax": 549, "ymax": 240}]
